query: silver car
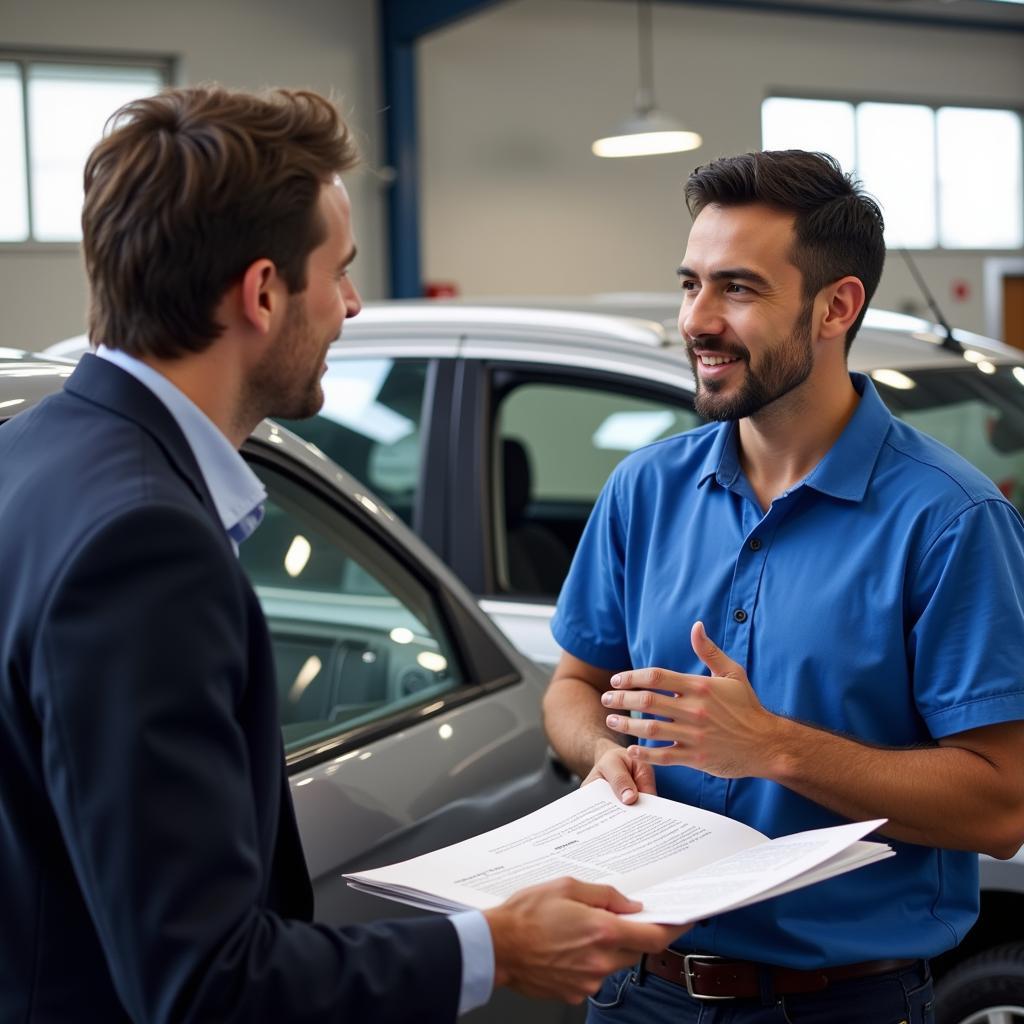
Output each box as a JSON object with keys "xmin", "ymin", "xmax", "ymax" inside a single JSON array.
[
  {"xmin": 281, "ymin": 300, "xmax": 1024, "ymax": 1024},
  {"xmin": 0, "ymin": 352, "xmax": 579, "ymax": 1024}
]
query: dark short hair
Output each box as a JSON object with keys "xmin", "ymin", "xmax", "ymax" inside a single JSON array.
[
  {"xmin": 82, "ymin": 85, "xmax": 359, "ymax": 359},
  {"xmin": 685, "ymin": 150, "xmax": 885, "ymax": 351}
]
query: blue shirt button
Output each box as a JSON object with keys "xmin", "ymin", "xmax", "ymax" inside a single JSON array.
[
  {"xmin": 733, "ymin": 608, "xmax": 748, "ymax": 623},
  {"xmin": 749, "ymin": 538, "xmax": 762, "ymax": 551}
]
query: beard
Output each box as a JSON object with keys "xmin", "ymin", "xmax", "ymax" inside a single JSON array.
[
  {"xmin": 688, "ymin": 302, "xmax": 815, "ymax": 422},
  {"xmin": 243, "ymin": 294, "xmax": 333, "ymax": 424}
]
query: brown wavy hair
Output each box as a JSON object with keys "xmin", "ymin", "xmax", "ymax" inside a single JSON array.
[
  {"xmin": 685, "ymin": 151, "xmax": 885, "ymax": 352},
  {"xmin": 82, "ymin": 85, "xmax": 359, "ymax": 359}
]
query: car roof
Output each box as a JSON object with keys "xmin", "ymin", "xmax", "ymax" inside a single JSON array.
[
  {"xmin": 338, "ymin": 297, "xmax": 1022, "ymax": 377},
  {"xmin": 43, "ymin": 300, "xmax": 1023, "ymax": 379}
]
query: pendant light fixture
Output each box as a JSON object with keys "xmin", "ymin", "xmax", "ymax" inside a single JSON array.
[{"xmin": 592, "ymin": 0, "xmax": 702, "ymax": 159}]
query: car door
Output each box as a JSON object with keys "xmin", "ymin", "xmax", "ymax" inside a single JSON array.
[
  {"xmin": 239, "ymin": 436, "xmax": 578, "ymax": 1024},
  {"xmin": 446, "ymin": 360, "xmax": 699, "ymax": 667}
]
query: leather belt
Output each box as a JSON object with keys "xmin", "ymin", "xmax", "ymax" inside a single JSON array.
[{"xmin": 641, "ymin": 949, "xmax": 919, "ymax": 1001}]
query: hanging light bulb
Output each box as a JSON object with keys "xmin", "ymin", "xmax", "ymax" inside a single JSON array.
[{"xmin": 593, "ymin": 0, "xmax": 702, "ymax": 159}]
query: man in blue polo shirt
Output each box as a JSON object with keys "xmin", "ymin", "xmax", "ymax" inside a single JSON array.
[{"xmin": 544, "ymin": 149, "xmax": 1024, "ymax": 1023}]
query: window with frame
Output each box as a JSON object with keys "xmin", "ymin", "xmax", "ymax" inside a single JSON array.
[
  {"xmin": 278, "ymin": 357, "xmax": 431, "ymax": 527},
  {"xmin": 492, "ymin": 376, "xmax": 698, "ymax": 598},
  {"xmin": 0, "ymin": 55, "xmax": 170, "ymax": 243},
  {"xmin": 239, "ymin": 462, "xmax": 464, "ymax": 754},
  {"xmin": 762, "ymin": 96, "xmax": 1023, "ymax": 251}
]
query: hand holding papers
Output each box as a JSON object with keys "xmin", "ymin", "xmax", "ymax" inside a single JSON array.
[{"xmin": 346, "ymin": 780, "xmax": 893, "ymax": 923}]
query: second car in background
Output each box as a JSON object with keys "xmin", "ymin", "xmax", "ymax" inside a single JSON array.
[{"xmin": 274, "ymin": 299, "xmax": 1024, "ymax": 669}]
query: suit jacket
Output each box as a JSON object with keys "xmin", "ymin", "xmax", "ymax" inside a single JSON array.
[{"xmin": 0, "ymin": 355, "xmax": 461, "ymax": 1023}]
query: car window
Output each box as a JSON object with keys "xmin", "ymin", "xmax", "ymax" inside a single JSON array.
[
  {"xmin": 493, "ymin": 379, "xmax": 698, "ymax": 597},
  {"xmin": 238, "ymin": 462, "xmax": 464, "ymax": 754},
  {"xmin": 874, "ymin": 364, "xmax": 1024, "ymax": 514},
  {"xmin": 277, "ymin": 358, "xmax": 428, "ymax": 526}
]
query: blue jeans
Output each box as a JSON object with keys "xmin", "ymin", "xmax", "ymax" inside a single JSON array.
[{"xmin": 586, "ymin": 961, "xmax": 934, "ymax": 1024}]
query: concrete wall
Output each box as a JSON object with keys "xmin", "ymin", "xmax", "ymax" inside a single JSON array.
[
  {"xmin": 419, "ymin": 0, "xmax": 1024, "ymax": 337},
  {"xmin": 0, "ymin": 0, "xmax": 385, "ymax": 349}
]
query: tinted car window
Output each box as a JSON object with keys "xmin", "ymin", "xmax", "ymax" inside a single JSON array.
[
  {"xmin": 875, "ymin": 365, "xmax": 1024, "ymax": 514},
  {"xmin": 494, "ymin": 380, "xmax": 698, "ymax": 596},
  {"xmin": 239, "ymin": 463, "xmax": 463, "ymax": 754},
  {"xmin": 278, "ymin": 358, "xmax": 428, "ymax": 526}
]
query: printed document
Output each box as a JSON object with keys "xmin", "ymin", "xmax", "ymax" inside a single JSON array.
[{"xmin": 345, "ymin": 780, "xmax": 893, "ymax": 923}]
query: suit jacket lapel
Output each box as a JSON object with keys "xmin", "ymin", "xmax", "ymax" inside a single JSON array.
[{"xmin": 64, "ymin": 353, "xmax": 223, "ymax": 528}]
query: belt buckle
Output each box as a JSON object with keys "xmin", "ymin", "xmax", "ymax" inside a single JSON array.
[{"xmin": 683, "ymin": 954, "xmax": 735, "ymax": 1001}]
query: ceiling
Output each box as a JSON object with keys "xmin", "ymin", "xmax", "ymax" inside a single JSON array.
[{"xmin": 649, "ymin": 0, "xmax": 1024, "ymax": 30}]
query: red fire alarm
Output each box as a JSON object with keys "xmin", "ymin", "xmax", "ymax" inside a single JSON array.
[
  {"xmin": 951, "ymin": 279, "xmax": 971, "ymax": 303},
  {"xmin": 424, "ymin": 281, "xmax": 459, "ymax": 299}
]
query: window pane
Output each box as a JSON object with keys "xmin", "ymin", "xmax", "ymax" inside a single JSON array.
[
  {"xmin": 874, "ymin": 366, "xmax": 1024, "ymax": 515},
  {"xmin": 0, "ymin": 63, "xmax": 28, "ymax": 242},
  {"xmin": 856, "ymin": 102, "xmax": 936, "ymax": 249},
  {"xmin": 937, "ymin": 107, "xmax": 1023, "ymax": 249},
  {"xmin": 494, "ymin": 380, "xmax": 698, "ymax": 597},
  {"xmin": 27, "ymin": 63, "xmax": 164, "ymax": 242},
  {"xmin": 278, "ymin": 358, "xmax": 429, "ymax": 527},
  {"xmin": 239, "ymin": 464, "xmax": 464, "ymax": 753},
  {"xmin": 761, "ymin": 97, "xmax": 856, "ymax": 172}
]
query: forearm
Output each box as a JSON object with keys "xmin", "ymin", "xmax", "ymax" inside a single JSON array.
[
  {"xmin": 764, "ymin": 716, "xmax": 1024, "ymax": 858},
  {"xmin": 543, "ymin": 676, "xmax": 624, "ymax": 778}
]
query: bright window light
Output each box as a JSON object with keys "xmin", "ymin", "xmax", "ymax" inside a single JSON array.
[
  {"xmin": 0, "ymin": 63, "xmax": 28, "ymax": 241},
  {"xmin": 761, "ymin": 97, "xmax": 855, "ymax": 172},
  {"xmin": 937, "ymin": 107, "xmax": 1023, "ymax": 249},
  {"xmin": 417, "ymin": 651, "xmax": 449, "ymax": 673},
  {"xmin": 27, "ymin": 63, "xmax": 164, "ymax": 241},
  {"xmin": 283, "ymin": 534, "xmax": 312, "ymax": 578},
  {"xmin": 288, "ymin": 656, "xmax": 322, "ymax": 704},
  {"xmin": 870, "ymin": 369, "xmax": 917, "ymax": 391},
  {"xmin": 857, "ymin": 103, "xmax": 936, "ymax": 249},
  {"xmin": 761, "ymin": 96, "xmax": 1024, "ymax": 252},
  {"xmin": 320, "ymin": 359, "xmax": 415, "ymax": 445},
  {"xmin": 592, "ymin": 410, "xmax": 677, "ymax": 451}
]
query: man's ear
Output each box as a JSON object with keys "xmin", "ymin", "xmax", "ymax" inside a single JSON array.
[
  {"xmin": 239, "ymin": 259, "xmax": 281, "ymax": 335},
  {"xmin": 818, "ymin": 276, "xmax": 865, "ymax": 343}
]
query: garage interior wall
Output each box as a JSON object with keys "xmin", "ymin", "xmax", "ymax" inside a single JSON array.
[
  {"xmin": 0, "ymin": 0, "xmax": 385, "ymax": 350},
  {"xmin": 2, "ymin": 0, "xmax": 1023, "ymax": 348},
  {"xmin": 419, "ymin": 0, "xmax": 1024, "ymax": 336}
]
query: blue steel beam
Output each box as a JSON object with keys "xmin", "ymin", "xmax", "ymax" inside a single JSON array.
[
  {"xmin": 384, "ymin": 0, "xmax": 505, "ymax": 43},
  {"xmin": 381, "ymin": 0, "xmax": 504, "ymax": 297}
]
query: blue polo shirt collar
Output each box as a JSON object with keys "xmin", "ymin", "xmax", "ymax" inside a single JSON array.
[
  {"xmin": 697, "ymin": 421, "xmax": 739, "ymax": 489},
  {"xmin": 696, "ymin": 372, "xmax": 891, "ymax": 504},
  {"xmin": 802, "ymin": 373, "xmax": 892, "ymax": 502}
]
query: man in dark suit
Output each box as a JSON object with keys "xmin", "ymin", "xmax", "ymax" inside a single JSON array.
[{"xmin": 0, "ymin": 86, "xmax": 679, "ymax": 1023}]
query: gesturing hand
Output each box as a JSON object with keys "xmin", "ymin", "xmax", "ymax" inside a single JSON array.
[{"xmin": 600, "ymin": 621, "xmax": 781, "ymax": 779}]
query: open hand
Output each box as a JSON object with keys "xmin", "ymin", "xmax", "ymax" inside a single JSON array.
[{"xmin": 600, "ymin": 622, "xmax": 780, "ymax": 778}]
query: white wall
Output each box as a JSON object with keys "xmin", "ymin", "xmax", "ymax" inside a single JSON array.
[
  {"xmin": 0, "ymin": 0, "xmax": 385, "ymax": 349},
  {"xmin": 419, "ymin": 0, "xmax": 1024, "ymax": 336}
]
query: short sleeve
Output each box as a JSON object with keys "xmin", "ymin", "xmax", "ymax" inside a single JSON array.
[
  {"xmin": 550, "ymin": 469, "xmax": 631, "ymax": 669},
  {"xmin": 909, "ymin": 498, "xmax": 1024, "ymax": 737}
]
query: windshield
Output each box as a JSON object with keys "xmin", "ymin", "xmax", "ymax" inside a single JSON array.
[{"xmin": 873, "ymin": 364, "xmax": 1024, "ymax": 516}]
